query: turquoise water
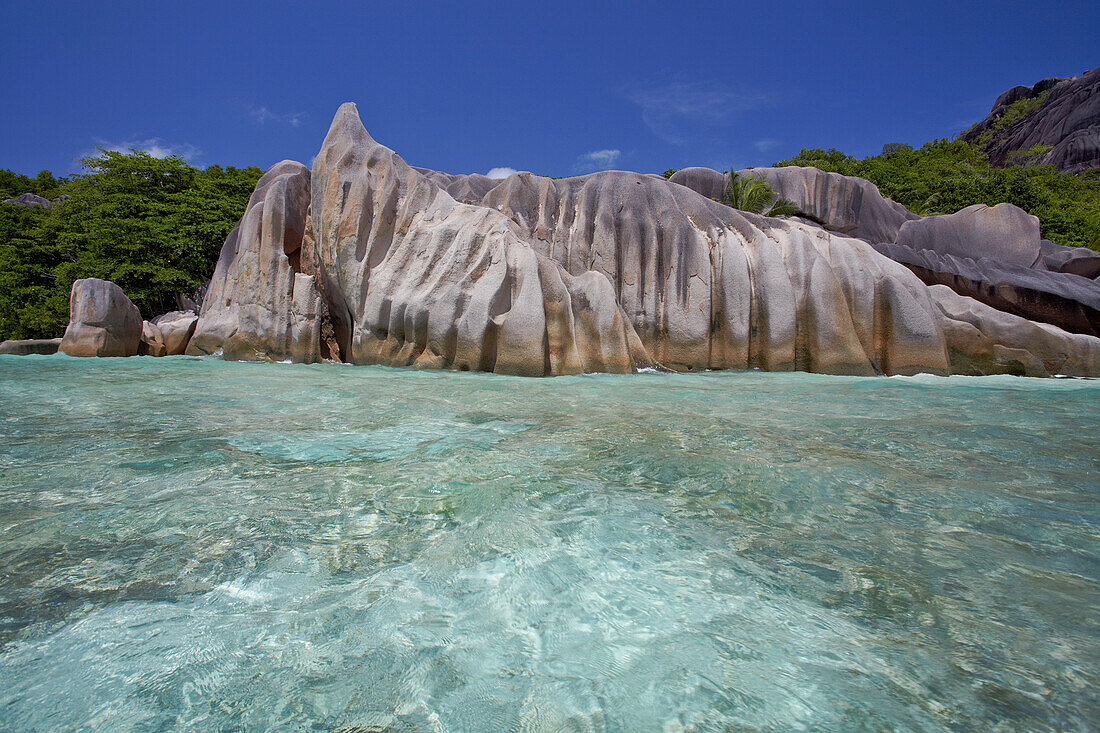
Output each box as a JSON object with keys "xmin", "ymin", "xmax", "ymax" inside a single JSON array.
[{"xmin": 0, "ymin": 356, "xmax": 1097, "ymax": 732}]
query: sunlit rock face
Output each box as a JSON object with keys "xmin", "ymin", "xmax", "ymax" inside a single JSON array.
[
  {"xmin": 186, "ymin": 161, "xmax": 322, "ymax": 363},
  {"xmin": 189, "ymin": 103, "xmax": 1100, "ymax": 377},
  {"xmin": 59, "ymin": 278, "xmax": 142, "ymax": 358}
]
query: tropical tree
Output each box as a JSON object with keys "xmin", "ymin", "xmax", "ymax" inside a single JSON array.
[{"xmin": 720, "ymin": 170, "xmax": 800, "ymax": 217}]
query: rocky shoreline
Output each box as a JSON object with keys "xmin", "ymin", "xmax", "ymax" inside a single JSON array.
[{"xmin": 3, "ymin": 103, "xmax": 1099, "ymax": 378}]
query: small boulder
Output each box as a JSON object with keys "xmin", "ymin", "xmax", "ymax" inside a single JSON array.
[
  {"xmin": 0, "ymin": 338, "xmax": 62, "ymax": 355},
  {"xmin": 896, "ymin": 203, "xmax": 1041, "ymax": 268},
  {"xmin": 58, "ymin": 278, "xmax": 142, "ymax": 357},
  {"xmin": 139, "ymin": 321, "xmax": 168, "ymax": 357},
  {"xmin": 152, "ymin": 311, "xmax": 198, "ymax": 355},
  {"xmin": 667, "ymin": 167, "xmax": 728, "ymax": 200}
]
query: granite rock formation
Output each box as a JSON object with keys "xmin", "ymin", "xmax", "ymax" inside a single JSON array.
[
  {"xmin": 961, "ymin": 66, "xmax": 1100, "ymax": 174},
  {"xmin": 185, "ymin": 162, "xmax": 323, "ymax": 362},
  {"xmin": 1038, "ymin": 239, "xmax": 1100, "ymax": 279},
  {"xmin": 187, "ymin": 103, "xmax": 1100, "ymax": 377},
  {"xmin": 0, "ymin": 338, "xmax": 62, "ymax": 356},
  {"xmin": 59, "ymin": 278, "xmax": 142, "ymax": 357},
  {"xmin": 878, "ymin": 203, "xmax": 1100, "ymax": 336},
  {"xmin": 666, "ymin": 167, "xmax": 727, "ymax": 200}
]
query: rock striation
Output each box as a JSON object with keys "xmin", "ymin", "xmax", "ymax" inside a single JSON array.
[
  {"xmin": 187, "ymin": 103, "xmax": 1100, "ymax": 377},
  {"xmin": 931, "ymin": 285, "xmax": 1100, "ymax": 377},
  {"xmin": 961, "ymin": 66, "xmax": 1100, "ymax": 174},
  {"xmin": 873, "ymin": 241, "xmax": 1100, "ymax": 337},
  {"xmin": 59, "ymin": 278, "xmax": 143, "ymax": 357}
]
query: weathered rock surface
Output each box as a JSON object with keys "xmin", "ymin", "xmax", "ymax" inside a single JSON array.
[
  {"xmin": 896, "ymin": 203, "xmax": 1041, "ymax": 268},
  {"xmin": 306, "ymin": 105, "xmax": 647, "ymax": 375},
  {"xmin": 0, "ymin": 338, "xmax": 62, "ymax": 355},
  {"xmin": 152, "ymin": 311, "xmax": 198, "ymax": 355},
  {"xmin": 189, "ymin": 103, "xmax": 1100, "ymax": 377},
  {"xmin": 58, "ymin": 278, "xmax": 142, "ymax": 357},
  {"xmin": 669, "ymin": 165, "xmax": 918, "ymax": 243},
  {"xmin": 186, "ymin": 162, "xmax": 323, "ymax": 362},
  {"xmin": 961, "ymin": 66, "xmax": 1100, "ymax": 174},
  {"xmin": 477, "ymin": 168, "xmax": 948, "ymax": 375},
  {"xmin": 139, "ymin": 321, "xmax": 167, "ymax": 357},
  {"xmin": 873, "ymin": 241, "xmax": 1100, "ymax": 337},
  {"xmin": 930, "ymin": 285, "xmax": 1100, "ymax": 377}
]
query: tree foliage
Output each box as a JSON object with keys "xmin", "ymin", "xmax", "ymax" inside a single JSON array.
[
  {"xmin": 0, "ymin": 151, "xmax": 262, "ymax": 340},
  {"xmin": 774, "ymin": 139, "xmax": 1100, "ymax": 250},
  {"xmin": 721, "ymin": 170, "xmax": 799, "ymax": 217}
]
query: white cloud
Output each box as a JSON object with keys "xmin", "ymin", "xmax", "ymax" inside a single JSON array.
[
  {"xmin": 573, "ymin": 149, "xmax": 621, "ymax": 173},
  {"xmin": 248, "ymin": 105, "xmax": 307, "ymax": 127},
  {"xmin": 625, "ymin": 81, "xmax": 775, "ymax": 144},
  {"xmin": 486, "ymin": 166, "xmax": 517, "ymax": 179},
  {"xmin": 86, "ymin": 137, "xmax": 202, "ymax": 161},
  {"xmin": 753, "ymin": 138, "xmax": 781, "ymax": 153}
]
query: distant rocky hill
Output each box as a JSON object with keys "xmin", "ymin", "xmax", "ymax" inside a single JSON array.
[{"xmin": 960, "ymin": 66, "xmax": 1099, "ymax": 174}]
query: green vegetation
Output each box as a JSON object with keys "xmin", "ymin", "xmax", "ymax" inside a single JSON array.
[
  {"xmin": 775, "ymin": 139, "xmax": 1100, "ymax": 250},
  {"xmin": 991, "ymin": 91, "xmax": 1049, "ymax": 131},
  {"xmin": 0, "ymin": 151, "xmax": 262, "ymax": 340},
  {"xmin": 720, "ymin": 171, "xmax": 799, "ymax": 217}
]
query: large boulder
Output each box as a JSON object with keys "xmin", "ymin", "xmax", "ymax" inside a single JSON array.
[
  {"xmin": 895, "ymin": 203, "xmax": 1041, "ymax": 268},
  {"xmin": 2, "ymin": 193, "xmax": 52, "ymax": 209},
  {"xmin": 0, "ymin": 338, "xmax": 62, "ymax": 355},
  {"xmin": 152, "ymin": 310, "xmax": 198, "ymax": 354},
  {"xmin": 186, "ymin": 161, "xmax": 323, "ymax": 363},
  {"xmin": 302, "ymin": 104, "xmax": 956, "ymax": 376},
  {"xmin": 58, "ymin": 279, "xmax": 142, "ymax": 357},
  {"xmin": 1038, "ymin": 239, "xmax": 1100, "ymax": 279}
]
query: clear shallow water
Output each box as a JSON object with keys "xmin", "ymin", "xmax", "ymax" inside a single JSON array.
[{"xmin": 0, "ymin": 356, "xmax": 1097, "ymax": 732}]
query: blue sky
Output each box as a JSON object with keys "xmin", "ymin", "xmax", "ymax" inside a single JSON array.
[{"xmin": 3, "ymin": 1, "xmax": 1097, "ymax": 179}]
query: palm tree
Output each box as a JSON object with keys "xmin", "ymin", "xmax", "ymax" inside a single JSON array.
[{"xmin": 720, "ymin": 170, "xmax": 800, "ymax": 217}]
